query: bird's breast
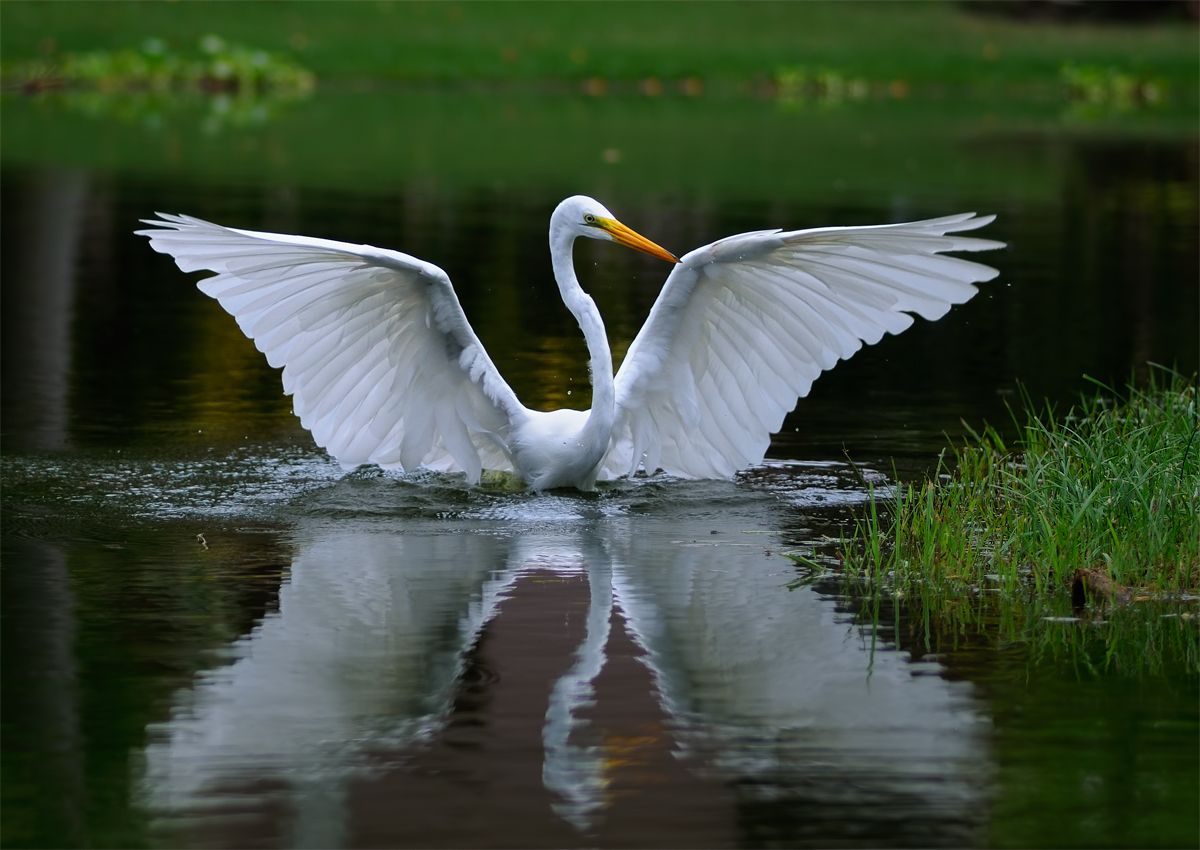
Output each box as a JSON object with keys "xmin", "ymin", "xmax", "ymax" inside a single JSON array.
[{"xmin": 511, "ymin": 408, "xmax": 606, "ymax": 490}]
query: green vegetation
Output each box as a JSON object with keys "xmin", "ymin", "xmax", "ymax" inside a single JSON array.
[
  {"xmin": 1060, "ymin": 63, "xmax": 1168, "ymax": 108},
  {"xmin": 773, "ymin": 66, "xmax": 873, "ymax": 106},
  {"xmin": 6, "ymin": 34, "xmax": 314, "ymax": 132},
  {"xmin": 12, "ymin": 34, "xmax": 314, "ymax": 94},
  {"xmin": 790, "ymin": 370, "xmax": 1200, "ymax": 673},
  {"xmin": 3, "ymin": 2, "xmax": 1193, "ymax": 187},
  {"xmin": 3, "ymin": 0, "xmax": 1196, "ymax": 95},
  {"xmin": 844, "ymin": 370, "xmax": 1198, "ymax": 594},
  {"xmin": 7, "ymin": 34, "xmax": 316, "ymax": 132}
]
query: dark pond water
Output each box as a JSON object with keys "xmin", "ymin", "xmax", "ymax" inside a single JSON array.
[{"xmin": 2, "ymin": 91, "xmax": 1198, "ymax": 848}]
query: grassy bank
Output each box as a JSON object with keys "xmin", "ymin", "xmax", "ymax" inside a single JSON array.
[
  {"xmin": 807, "ymin": 370, "xmax": 1200, "ymax": 671},
  {"xmin": 3, "ymin": 1, "xmax": 1196, "ymax": 92},
  {"xmin": 844, "ymin": 370, "xmax": 1198, "ymax": 595}
]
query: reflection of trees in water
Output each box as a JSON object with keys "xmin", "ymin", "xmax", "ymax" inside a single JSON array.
[
  {"xmin": 2, "ymin": 134, "xmax": 1195, "ymax": 456},
  {"xmin": 0, "ymin": 523, "xmax": 291, "ymax": 849},
  {"xmin": 1, "ymin": 169, "xmax": 86, "ymax": 451},
  {"xmin": 1000, "ymin": 137, "xmax": 1198, "ymax": 398},
  {"xmin": 14, "ymin": 90, "xmax": 309, "ymax": 135},
  {"xmin": 1, "ymin": 539, "xmax": 85, "ymax": 847},
  {"xmin": 1068, "ymin": 138, "xmax": 1198, "ymax": 380}
]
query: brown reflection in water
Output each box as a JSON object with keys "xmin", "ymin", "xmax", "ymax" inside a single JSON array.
[
  {"xmin": 340, "ymin": 569, "xmax": 734, "ymax": 849},
  {"xmin": 579, "ymin": 603, "xmax": 736, "ymax": 847},
  {"xmin": 168, "ymin": 776, "xmax": 295, "ymax": 850}
]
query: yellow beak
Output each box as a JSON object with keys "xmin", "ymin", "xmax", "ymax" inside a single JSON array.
[{"xmin": 597, "ymin": 217, "xmax": 679, "ymax": 264}]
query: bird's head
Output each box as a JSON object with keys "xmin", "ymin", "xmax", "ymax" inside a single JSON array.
[{"xmin": 556, "ymin": 195, "xmax": 678, "ymax": 264}]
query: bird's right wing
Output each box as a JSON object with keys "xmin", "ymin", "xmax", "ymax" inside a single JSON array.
[
  {"xmin": 138, "ymin": 214, "xmax": 528, "ymax": 482},
  {"xmin": 601, "ymin": 213, "xmax": 1003, "ymax": 480}
]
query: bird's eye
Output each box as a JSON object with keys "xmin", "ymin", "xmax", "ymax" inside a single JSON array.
[{"xmin": 584, "ymin": 214, "xmax": 596, "ymax": 224}]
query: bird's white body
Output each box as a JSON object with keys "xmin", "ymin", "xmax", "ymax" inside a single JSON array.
[
  {"xmin": 513, "ymin": 408, "xmax": 599, "ymax": 491},
  {"xmin": 138, "ymin": 196, "xmax": 1002, "ymax": 490}
]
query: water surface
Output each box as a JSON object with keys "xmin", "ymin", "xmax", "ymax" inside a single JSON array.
[{"xmin": 2, "ymin": 90, "xmax": 1197, "ymax": 848}]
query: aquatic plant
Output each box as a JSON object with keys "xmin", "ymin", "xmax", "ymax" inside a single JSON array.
[
  {"xmin": 1060, "ymin": 64, "xmax": 1165, "ymax": 108},
  {"xmin": 773, "ymin": 66, "xmax": 871, "ymax": 105},
  {"xmin": 843, "ymin": 369, "xmax": 1198, "ymax": 598},
  {"xmin": 11, "ymin": 35, "xmax": 314, "ymax": 94},
  {"xmin": 794, "ymin": 369, "xmax": 1200, "ymax": 672},
  {"xmin": 7, "ymin": 35, "xmax": 315, "ymax": 134}
]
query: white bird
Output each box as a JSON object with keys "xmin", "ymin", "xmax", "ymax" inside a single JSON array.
[{"xmin": 138, "ymin": 196, "xmax": 1002, "ymax": 490}]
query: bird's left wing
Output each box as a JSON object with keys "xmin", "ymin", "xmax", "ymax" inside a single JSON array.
[
  {"xmin": 138, "ymin": 214, "xmax": 527, "ymax": 482},
  {"xmin": 601, "ymin": 213, "xmax": 1003, "ymax": 480}
]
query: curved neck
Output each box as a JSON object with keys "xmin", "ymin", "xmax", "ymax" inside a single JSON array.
[{"xmin": 550, "ymin": 223, "xmax": 615, "ymax": 449}]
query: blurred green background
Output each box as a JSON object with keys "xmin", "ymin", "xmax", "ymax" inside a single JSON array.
[
  {"xmin": 4, "ymin": 0, "xmax": 1196, "ymax": 86},
  {"xmin": 3, "ymin": 0, "xmax": 1196, "ymax": 197}
]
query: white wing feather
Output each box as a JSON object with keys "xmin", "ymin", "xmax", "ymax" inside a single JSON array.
[
  {"xmin": 137, "ymin": 214, "xmax": 527, "ymax": 482},
  {"xmin": 601, "ymin": 213, "xmax": 1003, "ymax": 479}
]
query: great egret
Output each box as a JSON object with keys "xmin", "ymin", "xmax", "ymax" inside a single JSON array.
[{"xmin": 138, "ymin": 196, "xmax": 1002, "ymax": 490}]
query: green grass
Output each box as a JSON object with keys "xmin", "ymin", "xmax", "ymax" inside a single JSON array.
[
  {"xmin": 4, "ymin": 1, "xmax": 1193, "ymax": 193},
  {"xmin": 806, "ymin": 370, "xmax": 1200, "ymax": 672},
  {"xmin": 845, "ymin": 369, "xmax": 1199, "ymax": 596},
  {"xmin": 3, "ymin": 0, "xmax": 1197, "ymax": 92}
]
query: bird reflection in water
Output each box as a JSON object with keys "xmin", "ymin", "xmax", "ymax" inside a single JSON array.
[{"xmin": 140, "ymin": 511, "xmax": 986, "ymax": 848}]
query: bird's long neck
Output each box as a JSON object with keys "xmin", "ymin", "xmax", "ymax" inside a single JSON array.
[{"xmin": 550, "ymin": 226, "xmax": 616, "ymax": 452}]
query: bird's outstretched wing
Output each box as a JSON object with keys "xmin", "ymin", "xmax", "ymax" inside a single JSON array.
[
  {"xmin": 601, "ymin": 213, "xmax": 1003, "ymax": 479},
  {"xmin": 138, "ymin": 214, "xmax": 527, "ymax": 482}
]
